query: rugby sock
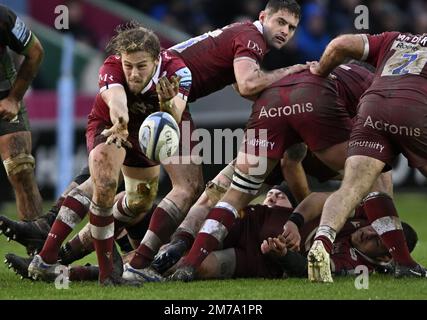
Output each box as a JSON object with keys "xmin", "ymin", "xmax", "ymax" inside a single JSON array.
[
  {"xmin": 39, "ymin": 190, "xmax": 90, "ymax": 264},
  {"xmin": 89, "ymin": 203, "xmax": 115, "ymax": 282},
  {"xmin": 130, "ymin": 200, "xmax": 183, "ymax": 269},
  {"xmin": 363, "ymin": 193, "xmax": 416, "ymax": 267},
  {"xmin": 314, "ymin": 225, "xmax": 336, "ymax": 254},
  {"xmin": 182, "ymin": 203, "xmax": 237, "ymax": 269}
]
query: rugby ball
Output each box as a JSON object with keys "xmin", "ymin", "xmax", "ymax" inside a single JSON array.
[{"xmin": 139, "ymin": 112, "xmax": 180, "ymax": 162}]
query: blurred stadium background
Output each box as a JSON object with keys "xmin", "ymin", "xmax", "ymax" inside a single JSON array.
[{"xmin": 0, "ymin": 0, "xmax": 426, "ymax": 206}]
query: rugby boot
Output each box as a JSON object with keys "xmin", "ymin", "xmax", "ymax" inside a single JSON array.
[
  {"xmin": 28, "ymin": 254, "xmax": 63, "ymax": 282},
  {"xmin": 4, "ymin": 253, "xmax": 33, "ymax": 280},
  {"xmin": 123, "ymin": 263, "xmax": 164, "ymax": 283},
  {"xmin": 307, "ymin": 240, "xmax": 333, "ymax": 283},
  {"xmin": 151, "ymin": 239, "xmax": 188, "ymax": 274},
  {"xmin": 168, "ymin": 265, "xmax": 196, "ymax": 282},
  {"xmin": 395, "ymin": 263, "xmax": 427, "ymax": 278}
]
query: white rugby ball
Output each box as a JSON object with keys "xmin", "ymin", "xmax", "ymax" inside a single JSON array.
[{"xmin": 139, "ymin": 112, "xmax": 180, "ymax": 162}]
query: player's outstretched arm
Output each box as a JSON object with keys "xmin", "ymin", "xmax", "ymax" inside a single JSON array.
[
  {"xmin": 101, "ymin": 86, "xmax": 131, "ymax": 148},
  {"xmin": 310, "ymin": 34, "xmax": 365, "ymax": 77},
  {"xmin": 233, "ymin": 58, "xmax": 308, "ymax": 98},
  {"xmin": 282, "ymin": 192, "xmax": 331, "ymax": 251}
]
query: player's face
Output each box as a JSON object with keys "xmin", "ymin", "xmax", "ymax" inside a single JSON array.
[
  {"xmin": 350, "ymin": 225, "xmax": 389, "ymax": 258},
  {"xmin": 121, "ymin": 51, "xmax": 159, "ymax": 94},
  {"xmin": 263, "ymin": 189, "xmax": 291, "ymax": 208},
  {"xmin": 260, "ymin": 9, "xmax": 299, "ymax": 50}
]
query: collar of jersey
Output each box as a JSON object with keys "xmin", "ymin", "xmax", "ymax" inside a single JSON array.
[
  {"xmin": 253, "ymin": 20, "xmax": 263, "ymax": 34},
  {"xmin": 140, "ymin": 55, "xmax": 162, "ymax": 95}
]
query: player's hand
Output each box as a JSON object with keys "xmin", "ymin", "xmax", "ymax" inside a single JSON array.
[
  {"xmin": 282, "ymin": 221, "xmax": 301, "ymax": 252},
  {"xmin": 261, "ymin": 235, "xmax": 287, "ymax": 257},
  {"xmin": 0, "ymin": 97, "xmax": 20, "ymax": 121},
  {"xmin": 101, "ymin": 116, "xmax": 132, "ymax": 149},
  {"xmin": 284, "ymin": 63, "xmax": 309, "ymax": 76},
  {"xmin": 156, "ymin": 75, "xmax": 181, "ymax": 104},
  {"xmin": 308, "ymin": 61, "xmax": 322, "ymax": 76}
]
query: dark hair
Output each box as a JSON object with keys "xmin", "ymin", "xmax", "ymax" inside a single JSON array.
[
  {"xmin": 270, "ymin": 181, "xmax": 298, "ymax": 208},
  {"xmin": 265, "ymin": 0, "xmax": 301, "ymax": 20},
  {"xmin": 106, "ymin": 21, "xmax": 160, "ymax": 59},
  {"xmin": 402, "ymin": 222, "xmax": 418, "ymax": 253}
]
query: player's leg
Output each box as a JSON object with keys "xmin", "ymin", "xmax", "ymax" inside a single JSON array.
[
  {"xmin": 197, "ymin": 249, "xmax": 236, "ymax": 279},
  {"xmin": 34, "ymin": 178, "xmax": 93, "ymax": 264},
  {"xmin": 118, "ymin": 165, "xmax": 165, "ymax": 282},
  {"xmin": 308, "ymin": 155, "xmax": 384, "ymax": 282},
  {"xmin": 151, "ymin": 162, "xmax": 233, "ymax": 274},
  {"xmin": 27, "ymin": 177, "xmax": 94, "ymax": 281},
  {"xmin": 170, "ymin": 153, "xmax": 277, "ymax": 281},
  {"xmin": 127, "ymin": 158, "xmax": 203, "ymax": 271},
  {"xmin": 0, "ymin": 166, "xmax": 91, "ymax": 255},
  {"xmin": 88, "ymin": 142, "xmax": 125, "ymax": 285},
  {"xmin": 0, "ymin": 131, "xmax": 42, "ymax": 220}
]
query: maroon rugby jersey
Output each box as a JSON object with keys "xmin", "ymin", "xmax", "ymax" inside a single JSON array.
[
  {"xmin": 332, "ymin": 63, "xmax": 374, "ymax": 118},
  {"xmin": 169, "ymin": 21, "xmax": 267, "ymax": 102},
  {"xmin": 361, "ymin": 32, "xmax": 427, "ymax": 102},
  {"xmin": 89, "ymin": 50, "xmax": 191, "ymax": 136}
]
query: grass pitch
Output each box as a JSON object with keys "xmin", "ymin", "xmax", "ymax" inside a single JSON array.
[{"xmin": 0, "ymin": 193, "xmax": 426, "ymax": 300}]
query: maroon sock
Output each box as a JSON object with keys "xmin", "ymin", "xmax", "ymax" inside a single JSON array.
[
  {"xmin": 182, "ymin": 206, "xmax": 236, "ymax": 269},
  {"xmin": 39, "ymin": 194, "xmax": 89, "ymax": 263},
  {"xmin": 39, "ymin": 220, "xmax": 72, "ymax": 263},
  {"xmin": 130, "ymin": 244, "xmax": 155, "ymax": 269},
  {"xmin": 130, "ymin": 205, "xmax": 181, "ymax": 269},
  {"xmin": 89, "ymin": 209, "xmax": 115, "ymax": 282},
  {"xmin": 314, "ymin": 235, "xmax": 333, "ymax": 254},
  {"xmin": 363, "ymin": 193, "xmax": 416, "ymax": 267},
  {"xmin": 148, "ymin": 206, "xmax": 179, "ymax": 243}
]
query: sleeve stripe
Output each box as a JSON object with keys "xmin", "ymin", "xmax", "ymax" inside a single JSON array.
[
  {"xmin": 233, "ymin": 56, "xmax": 258, "ymax": 64},
  {"xmin": 360, "ymin": 34, "xmax": 370, "ymax": 61},
  {"xmin": 99, "ymin": 83, "xmax": 124, "ymax": 93}
]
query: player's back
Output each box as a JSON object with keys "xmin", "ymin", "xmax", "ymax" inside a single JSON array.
[
  {"xmin": 363, "ymin": 32, "xmax": 427, "ymax": 102},
  {"xmin": 169, "ymin": 21, "xmax": 267, "ymax": 102}
]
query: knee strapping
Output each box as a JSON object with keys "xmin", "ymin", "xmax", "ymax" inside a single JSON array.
[
  {"xmin": 3, "ymin": 153, "xmax": 35, "ymax": 176},
  {"xmin": 231, "ymin": 168, "xmax": 264, "ymax": 195},
  {"xmin": 205, "ymin": 180, "xmax": 228, "ymax": 205},
  {"xmin": 124, "ymin": 175, "xmax": 159, "ymax": 214}
]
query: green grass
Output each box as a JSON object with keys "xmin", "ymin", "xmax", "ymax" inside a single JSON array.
[{"xmin": 1, "ymin": 193, "xmax": 427, "ymax": 300}]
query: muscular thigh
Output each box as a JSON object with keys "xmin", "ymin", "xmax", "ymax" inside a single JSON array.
[{"xmin": 0, "ymin": 131, "xmax": 32, "ymax": 160}]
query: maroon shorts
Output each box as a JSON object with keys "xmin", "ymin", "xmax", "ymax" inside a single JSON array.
[
  {"xmin": 243, "ymin": 83, "xmax": 352, "ymax": 159},
  {"xmin": 348, "ymin": 94, "xmax": 427, "ymax": 168},
  {"xmin": 86, "ymin": 110, "xmax": 197, "ymax": 168}
]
